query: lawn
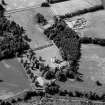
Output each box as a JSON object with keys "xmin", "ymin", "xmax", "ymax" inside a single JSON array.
[
  {"xmin": 35, "ymin": 44, "xmax": 62, "ymax": 66},
  {"xmin": 8, "ymin": 7, "xmax": 54, "ymax": 49},
  {"xmin": 51, "ymin": 0, "xmax": 101, "ymax": 15},
  {"xmin": 0, "ymin": 58, "xmax": 31, "ymax": 99}
]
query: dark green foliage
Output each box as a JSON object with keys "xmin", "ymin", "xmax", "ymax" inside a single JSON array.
[
  {"xmin": 45, "ymin": 71, "xmax": 55, "ymax": 80},
  {"xmin": 11, "ymin": 99, "xmax": 17, "ymax": 104},
  {"xmin": 1, "ymin": 0, "xmax": 7, "ymax": 6},
  {"xmin": 41, "ymin": 2, "xmax": 50, "ymax": 7},
  {"xmin": 0, "ymin": 4, "xmax": 5, "ymax": 17},
  {"xmin": 36, "ymin": 13, "xmax": 48, "ymax": 25},
  {"xmin": 45, "ymin": 83, "xmax": 60, "ymax": 95},
  {"xmin": 96, "ymin": 80, "xmax": 102, "ymax": 86},
  {"xmin": 57, "ymin": 72, "xmax": 67, "ymax": 82},
  {"xmin": 0, "ymin": 7, "xmax": 30, "ymax": 60},
  {"xmin": 44, "ymin": 20, "xmax": 81, "ymax": 74}
]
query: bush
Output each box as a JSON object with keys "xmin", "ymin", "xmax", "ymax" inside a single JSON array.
[
  {"xmin": 57, "ymin": 72, "xmax": 67, "ymax": 82},
  {"xmin": 45, "ymin": 83, "xmax": 60, "ymax": 95},
  {"xmin": 96, "ymin": 80, "xmax": 102, "ymax": 86},
  {"xmin": 36, "ymin": 13, "xmax": 48, "ymax": 25},
  {"xmin": 45, "ymin": 71, "xmax": 55, "ymax": 80},
  {"xmin": 41, "ymin": 2, "xmax": 50, "ymax": 7}
]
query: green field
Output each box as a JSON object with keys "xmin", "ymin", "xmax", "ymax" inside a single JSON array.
[
  {"xmin": 0, "ymin": 58, "xmax": 31, "ymax": 99},
  {"xmin": 8, "ymin": 7, "xmax": 54, "ymax": 49},
  {"xmin": 51, "ymin": 0, "xmax": 101, "ymax": 16},
  {"xmin": 70, "ymin": 10, "xmax": 105, "ymax": 39}
]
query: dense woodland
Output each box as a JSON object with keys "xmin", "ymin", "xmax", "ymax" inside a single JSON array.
[
  {"xmin": 0, "ymin": 4, "xmax": 31, "ymax": 60},
  {"xmin": 80, "ymin": 37, "xmax": 105, "ymax": 46}
]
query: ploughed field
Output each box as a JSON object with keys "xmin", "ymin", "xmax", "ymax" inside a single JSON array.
[
  {"xmin": 0, "ymin": 58, "xmax": 31, "ymax": 99},
  {"xmin": 8, "ymin": 7, "xmax": 54, "ymax": 49}
]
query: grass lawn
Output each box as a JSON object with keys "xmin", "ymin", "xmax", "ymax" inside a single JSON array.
[
  {"xmin": 56, "ymin": 44, "xmax": 105, "ymax": 95},
  {"xmin": 0, "ymin": 58, "xmax": 31, "ymax": 99},
  {"xmin": 51, "ymin": 0, "xmax": 101, "ymax": 16},
  {"xmin": 8, "ymin": 7, "xmax": 54, "ymax": 49},
  {"xmin": 35, "ymin": 44, "xmax": 62, "ymax": 66}
]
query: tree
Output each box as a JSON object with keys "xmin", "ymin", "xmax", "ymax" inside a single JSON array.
[
  {"xmin": 0, "ymin": 4, "xmax": 5, "ymax": 17},
  {"xmin": 0, "ymin": 5, "xmax": 30, "ymax": 60},
  {"xmin": 17, "ymin": 97, "xmax": 23, "ymax": 102},
  {"xmin": 66, "ymin": 71, "xmax": 75, "ymax": 79},
  {"xmin": 36, "ymin": 13, "xmax": 48, "ymax": 25},
  {"xmin": 41, "ymin": 2, "xmax": 50, "ymax": 7},
  {"xmin": 11, "ymin": 99, "xmax": 17, "ymax": 104},
  {"xmin": 57, "ymin": 71, "xmax": 67, "ymax": 82},
  {"xmin": 45, "ymin": 71, "xmax": 55, "ymax": 80},
  {"xmin": 23, "ymin": 35, "xmax": 31, "ymax": 42},
  {"xmin": 27, "ymin": 70, "xmax": 31, "ymax": 74},
  {"xmin": 45, "ymin": 83, "xmax": 60, "ymax": 95},
  {"xmin": 1, "ymin": 0, "xmax": 7, "ymax": 6}
]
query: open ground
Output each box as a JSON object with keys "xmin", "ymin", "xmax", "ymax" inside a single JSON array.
[
  {"xmin": 70, "ymin": 10, "xmax": 105, "ymax": 39},
  {"xmin": 8, "ymin": 7, "xmax": 54, "ymax": 49},
  {"xmin": 51, "ymin": 0, "xmax": 101, "ymax": 15},
  {"xmin": 0, "ymin": 58, "xmax": 31, "ymax": 99}
]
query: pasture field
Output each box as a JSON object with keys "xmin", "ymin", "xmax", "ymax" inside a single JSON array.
[
  {"xmin": 51, "ymin": 0, "xmax": 101, "ymax": 16},
  {"xmin": 0, "ymin": 58, "xmax": 31, "ymax": 99},
  {"xmin": 56, "ymin": 44, "xmax": 105, "ymax": 95},
  {"xmin": 8, "ymin": 7, "xmax": 54, "ymax": 49},
  {"xmin": 71, "ymin": 10, "xmax": 105, "ymax": 39}
]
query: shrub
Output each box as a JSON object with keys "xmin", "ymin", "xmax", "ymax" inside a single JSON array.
[
  {"xmin": 41, "ymin": 2, "xmax": 50, "ymax": 7},
  {"xmin": 96, "ymin": 80, "xmax": 102, "ymax": 86}
]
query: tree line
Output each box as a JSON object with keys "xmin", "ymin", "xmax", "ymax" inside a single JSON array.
[{"xmin": 80, "ymin": 37, "xmax": 105, "ymax": 46}]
